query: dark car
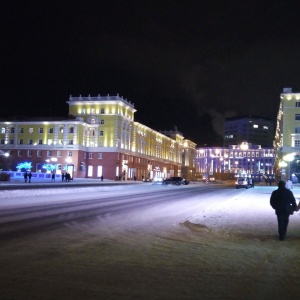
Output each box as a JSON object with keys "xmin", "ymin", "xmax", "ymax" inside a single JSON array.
[{"xmin": 163, "ymin": 176, "xmax": 190, "ymax": 185}]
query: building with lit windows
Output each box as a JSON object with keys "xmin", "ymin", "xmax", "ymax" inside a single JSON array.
[
  {"xmin": 196, "ymin": 142, "xmax": 274, "ymax": 181},
  {"xmin": 274, "ymin": 88, "xmax": 300, "ymax": 182},
  {"xmin": 224, "ymin": 115, "xmax": 274, "ymax": 147},
  {"xmin": 0, "ymin": 94, "xmax": 196, "ymax": 181}
]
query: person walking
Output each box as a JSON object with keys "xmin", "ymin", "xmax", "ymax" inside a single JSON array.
[
  {"xmin": 51, "ymin": 173, "xmax": 55, "ymax": 182},
  {"xmin": 24, "ymin": 171, "xmax": 28, "ymax": 183},
  {"xmin": 28, "ymin": 171, "xmax": 32, "ymax": 183},
  {"xmin": 61, "ymin": 173, "xmax": 65, "ymax": 182},
  {"xmin": 270, "ymin": 180, "xmax": 297, "ymax": 241}
]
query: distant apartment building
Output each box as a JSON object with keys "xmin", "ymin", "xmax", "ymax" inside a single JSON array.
[
  {"xmin": 224, "ymin": 115, "xmax": 274, "ymax": 147},
  {"xmin": 0, "ymin": 94, "xmax": 196, "ymax": 180},
  {"xmin": 274, "ymin": 88, "xmax": 300, "ymax": 182},
  {"xmin": 196, "ymin": 142, "xmax": 274, "ymax": 180}
]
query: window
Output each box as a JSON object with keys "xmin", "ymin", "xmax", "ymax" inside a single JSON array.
[
  {"xmin": 84, "ymin": 152, "xmax": 87, "ymax": 159},
  {"xmin": 28, "ymin": 139, "xmax": 33, "ymax": 145},
  {"xmin": 0, "ymin": 139, "xmax": 4, "ymax": 144},
  {"xmin": 39, "ymin": 128, "xmax": 43, "ymax": 133},
  {"xmin": 98, "ymin": 153, "xmax": 102, "ymax": 159},
  {"xmin": 10, "ymin": 128, "xmax": 15, "ymax": 133},
  {"xmin": 18, "ymin": 150, "xmax": 22, "ymax": 156},
  {"xmin": 68, "ymin": 151, "xmax": 72, "ymax": 157},
  {"xmin": 19, "ymin": 139, "xmax": 23, "ymax": 144},
  {"xmin": 1, "ymin": 127, "xmax": 5, "ymax": 134},
  {"xmin": 69, "ymin": 127, "xmax": 74, "ymax": 133},
  {"xmin": 296, "ymin": 101, "xmax": 300, "ymax": 107},
  {"xmin": 82, "ymin": 108, "xmax": 86, "ymax": 114},
  {"xmin": 47, "ymin": 150, "xmax": 52, "ymax": 157},
  {"xmin": 91, "ymin": 108, "xmax": 95, "ymax": 113},
  {"xmin": 99, "ymin": 142, "xmax": 102, "ymax": 147},
  {"xmin": 295, "ymin": 114, "xmax": 300, "ymax": 120},
  {"xmin": 19, "ymin": 128, "xmax": 24, "ymax": 133},
  {"xmin": 27, "ymin": 150, "xmax": 32, "ymax": 157},
  {"xmin": 91, "ymin": 117, "xmax": 96, "ymax": 124},
  {"xmin": 37, "ymin": 150, "xmax": 42, "ymax": 157},
  {"xmin": 47, "ymin": 139, "xmax": 53, "ymax": 145},
  {"xmin": 59, "ymin": 139, "xmax": 63, "ymax": 145},
  {"xmin": 99, "ymin": 131, "xmax": 104, "ymax": 136},
  {"xmin": 29, "ymin": 128, "xmax": 33, "ymax": 133},
  {"xmin": 68, "ymin": 140, "xmax": 73, "ymax": 145},
  {"xmin": 295, "ymin": 140, "xmax": 300, "ymax": 147},
  {"xmin": 100, "ymin": 108, "xmax": 104, "ymax": 114},
  {"xmin": 59, "ymin": 127, "xmax": 64, "ymax": 134},
  {"xmin": 49, "ymin": 128, "xmax": 54, "ymax": 133},
  {"xmin": 57, "ymin": 150, "xmax": 62, "ymax": 157},
  {"xmin": 89, "ymin": 153, "xmax": 93, "ymax": 159},
  {"xmin": 38, "ymin": 139, "xmax": 43, "ymax": 145},
  {"xmin": 100, "ymin": 120, "xmax": 104, "ymax": 124}
]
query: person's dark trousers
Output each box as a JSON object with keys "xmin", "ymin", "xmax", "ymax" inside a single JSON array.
[{"xmin": 277, "ymin": 213, "xmax": 290, "ymax": 240}]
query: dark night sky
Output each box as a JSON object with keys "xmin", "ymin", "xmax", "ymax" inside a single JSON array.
[{"xmin": 3, "ymin": 0, "xmax": 300, "ymax": 146}]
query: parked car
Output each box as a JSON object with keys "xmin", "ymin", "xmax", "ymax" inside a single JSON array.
[
  {"xmin": 163, "ymin": 176, "xmax": 190, "ymax": 185},
  {"xmin": 235, "ymin": 177, "xmax": 251, "ymax": 189}
]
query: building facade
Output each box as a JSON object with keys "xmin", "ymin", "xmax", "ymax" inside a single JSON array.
[
  {"xmin": 0, "ymin": 94, "xmax": 196, "ymax": 181},
  {"xmin": 274, "ymin": 88, "xmax": 300, "ymax": 182},
  {"xmin": 196, "ymin": 142, "xmax": 274, "ymax": 180},
  {"xmin": 224, "ymin": 115, "xmax": 274, "ymax": 147}
]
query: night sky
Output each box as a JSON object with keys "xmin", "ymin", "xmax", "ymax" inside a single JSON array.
[{"xmin": 3, "ymin": 0, "xmax": 300, "ymax": 146}]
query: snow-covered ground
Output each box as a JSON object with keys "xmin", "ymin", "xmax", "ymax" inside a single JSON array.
[{"xmin": 1, "ymin": 183, "xmax": 300, "ymax": 299}]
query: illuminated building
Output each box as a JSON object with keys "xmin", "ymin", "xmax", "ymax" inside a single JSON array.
[
  {"xmin": 224, "ymin": 115, "xmax": 274, "ymax": 147},
  {"xmin": 196, "ymin": 142, "xmax": 274, "ymax": 180},
  {"xmin": 274, "ymin": 88, "xmax": 300, "ymax": 182},
  {"xmin": 0, "ymin": 94, "xmax": 196, "ymax": 180}
]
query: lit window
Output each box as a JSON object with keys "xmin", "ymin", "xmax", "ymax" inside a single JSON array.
[
  {"xmin": 59, "ymin": 127, "xmax": 64, "ymax": 134},
  {"xmin": 1, "ymin": 127, "xmax": 5, "ymax": 134},
  {"xmin": 91, "ymin": 118, "xmax": 96, "ymax": 124},
  {"xmin": 253, "ymin": 124, "xmax": 258, "ymax": 128},
  {"xmin": 91, "ymin": 108, "xmax": 95, "ymax": 114},
  {"xmin": 29, "ymin": 128, "xmax": 33, "ymax": 133}
]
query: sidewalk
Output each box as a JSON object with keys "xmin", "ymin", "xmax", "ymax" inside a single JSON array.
[{"xmin": 0, "ymin": 177, "xmax": 144, "ymax": 190}]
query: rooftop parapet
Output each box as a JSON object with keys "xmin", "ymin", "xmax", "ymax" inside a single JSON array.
[{"xmin": 68, "ymin": 93, "xmax": 135, "ymax": 108}]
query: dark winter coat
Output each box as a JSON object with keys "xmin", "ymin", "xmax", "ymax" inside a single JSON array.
[{"xmin": 270, "ymin": 187, "xmax": 297, "ymax": 215}]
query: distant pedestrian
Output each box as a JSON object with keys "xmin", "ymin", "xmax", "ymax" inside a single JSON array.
[
  {"xmin": 24, "ymin": 171, "xmax": 28, "ymax": 183},
  {"xmin": 270, "ymin": 180, "xmax": 297, "ymax": 241},
  {"xmin": 28, "ymin": 171, "xmax": 32, "ymax": 183},
  {"xmin": 269, "ymin": 178, "xmax": 272, "ymax": 186},
  {"xmin": 100, "ymin": 175, "xmax": 103, "ymax": 181},
  {"xmin": 62, "ymin": 173, "xmax": 65, "ymax": 182},
  {"xmin": 51, "ymin": 173, "xmax": 55, "ymax": 182}
]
